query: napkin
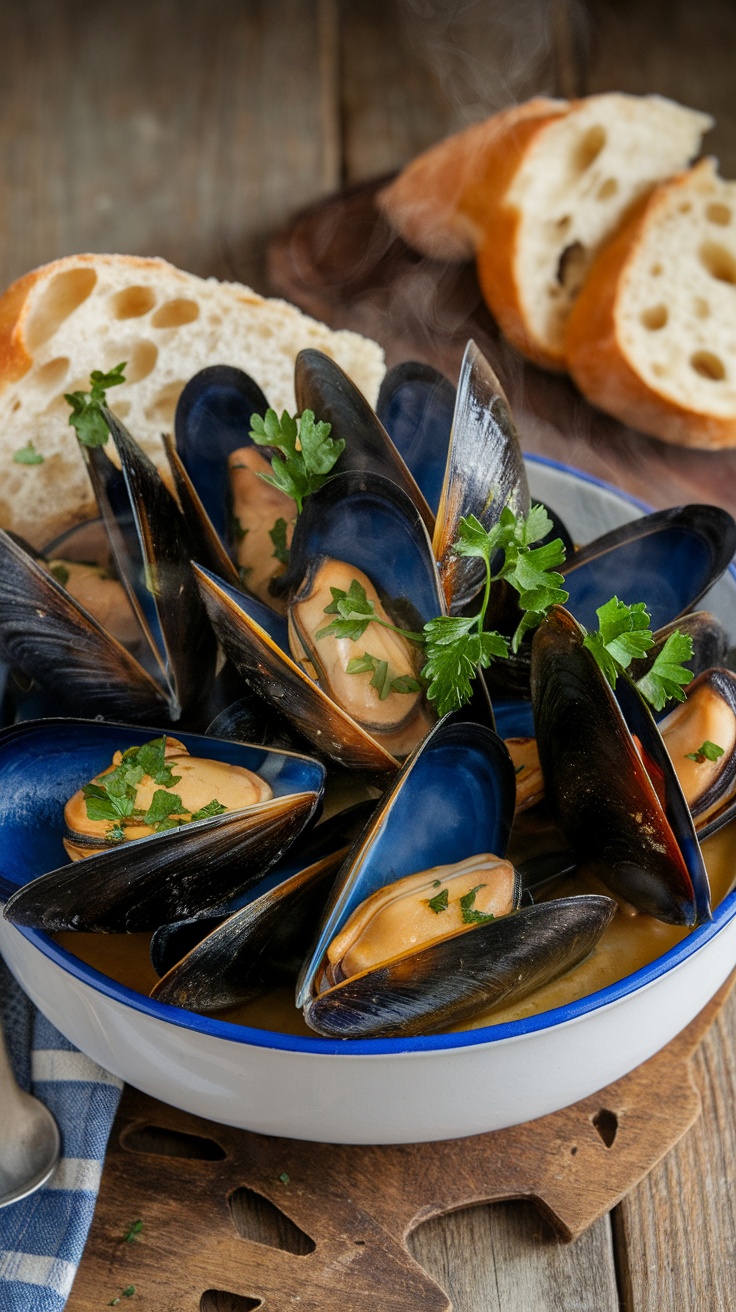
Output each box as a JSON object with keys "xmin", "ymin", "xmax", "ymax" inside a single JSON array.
[{"xmin": 0, "ymin": 959, "xmax": 122, "ymax": 1311}]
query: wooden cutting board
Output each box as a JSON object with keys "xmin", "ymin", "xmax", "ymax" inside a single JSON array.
[{"xmin": 66, "ymin": 975, "xmax": 733, "ymax": 1312}]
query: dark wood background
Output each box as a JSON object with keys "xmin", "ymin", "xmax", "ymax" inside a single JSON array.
[{"xmin": 1, "ymin": 2, "xmax": 735, "ymax": 1309}]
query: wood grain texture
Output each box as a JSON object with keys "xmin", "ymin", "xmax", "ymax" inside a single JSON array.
[
  {"xmin": 614, "ymin": 997, "xmax": 736, "ymax": 1312},
  {"xmin": 583, "ymin": 0, "xmax": 736, "ymax": 177},
  {"xmin": 0, "ymin": 0, "xmax": 340, "ymax": 294},
  {"xmin": 64, "ymin": 982, "xmax": 732, "ymax": 1312}
]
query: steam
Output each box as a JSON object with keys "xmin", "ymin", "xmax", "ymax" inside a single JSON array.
[{"xmin": 399, "ymin": 0, "xmax": 593, "ymax": 118}]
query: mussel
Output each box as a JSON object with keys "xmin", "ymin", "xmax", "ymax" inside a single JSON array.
[
  {"xmin": 297, "ymin": 717, "xmax": 616, "ymax": 1038},
  {"xmin": 0, "ymin": 407, "xmax": 220, "ymax": 722},
  {"xmin": 2, "ymin": 719, "xmax": 324, "ymax": 933},
  {"xmin": 196, "ymin": 471, "xmax": 444, "ymax": 774},
  {"xmin": 531, "ymin": 606, "xmax": 710, "ymax": 925}
]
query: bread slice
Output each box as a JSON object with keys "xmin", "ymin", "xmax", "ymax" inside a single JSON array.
[
  {"xmin": 565, "ymin": 158, "xmax": 736, "ymax": 449},
  {"xmin": 377, "ymin": 97, "xmax": 566, "ymax": 261},
  {"xmin": 380, "ymin": 94, "xmax": 712, "ymax": 371},
  {"xmin": 0, "ymin": 254, "xmax": 386, "ymax": 546}
]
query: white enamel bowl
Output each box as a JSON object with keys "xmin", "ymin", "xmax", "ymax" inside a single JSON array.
[{"xmin": 2, "ymin": 456, "xmax": 736, "ymax": 1144}]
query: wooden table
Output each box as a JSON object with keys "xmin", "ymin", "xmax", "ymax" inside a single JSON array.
[{"xmin": 1, "ymin": 3, "xmax": 735, "ymax": 1309}]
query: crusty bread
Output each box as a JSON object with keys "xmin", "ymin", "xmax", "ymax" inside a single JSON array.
[
  {"xmin": 377, "ymin": 98, "xmax": 566, "ymax": 261},
  {"xmin": 380, "ymin": 94, "xmax": 712, "ymax": 371},
  {"xmin": 0, "ymin": 254, "xmax": 385, "ymax": 546},
  {"xmin": 565, "ymin": 158, "xmax": 736, "ymax": 449}
]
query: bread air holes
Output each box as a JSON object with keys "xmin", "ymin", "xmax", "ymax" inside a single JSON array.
[
  {"xmin": 25, "ymin": 267, "xmax": 97, "ymax": 352},
  {"xmin": 146, "ymin": 379, "xmax": 186, "ymax": 427},
  {"xmin": 151, "ymin": 298, "xmax": 200, "ymax": 328},
  {"xmin": 707, "ymin": 202, "xmax": 732, "ymax": 226},
  {"xmin": 115, "ymin": 339, "xmax": 158, "ymax": 384},
  {"xmin": 31, "ymin": 357, "xmax": 70, "ymax": 392},
  {"xmin": 571, "ymin": 124, "xmax": 606, "ymax": 176},
  {"xmin": 690, "ymin": 350, "xmax": 726, "ymax": 381},
  {"xmin": 640, "ymin": 305, "xmax": 668, "ymax": 331},
  {"xmin": 597, "ymin": 178, "xmax": 619, "ymax": 201},
  {"xmin": 699, "ymin": 242, "xmax": 736, "ymax": 285},
  {"xmin": 110, "ymin": 285, "xmax": 156, "ymax": 319}
]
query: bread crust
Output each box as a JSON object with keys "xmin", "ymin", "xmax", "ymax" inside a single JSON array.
[
  {"xmin": 565, "ymin": 169, "xmax": 736, "ymax": 450},
  {"xmin": 377, "ymin": 98, "xmax": 566, "ymax": 262}
]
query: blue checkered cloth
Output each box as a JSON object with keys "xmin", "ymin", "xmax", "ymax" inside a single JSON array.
[{"xmin": 0, "ymin": 959, "xmax": 122, "ymax": 1310}]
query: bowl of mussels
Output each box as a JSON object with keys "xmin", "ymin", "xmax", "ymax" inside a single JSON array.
[{"xmin": 1, "ymin": 340, "xmax": 736, "ymax": 1143}]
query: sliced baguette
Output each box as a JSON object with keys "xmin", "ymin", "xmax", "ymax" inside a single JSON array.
[
  {"xmin": 380, "ymin": 94, "xmax": 711, "ymax": 371},
  {"xmin": 0, "ymin": 254, "xmax": 385, "ymax": 546},
  {"xmin": 377, "ymin": 97, "xmax": 566, "ymax": 261},
  {"xmin": 565, "ymin": 158, "xmax": 736, "ymax": 449}
]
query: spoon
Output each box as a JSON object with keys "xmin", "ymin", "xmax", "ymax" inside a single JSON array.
[{"xmin": 0, "ymin": 1021, "xmax": 60, "ymax": 1208}]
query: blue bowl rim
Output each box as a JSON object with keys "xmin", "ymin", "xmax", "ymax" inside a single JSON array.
[{"xmin": 3, "ymin": 454, "xmax": 736, "ymax": 1058}]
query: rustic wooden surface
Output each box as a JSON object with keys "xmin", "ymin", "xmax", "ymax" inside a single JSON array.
[
  {"xmin": 1, "ymin": 2, "xmax": 735, "ymax": 1309},
  {"xmin": 64, "ymin": 978, "xmax": 731, "ymax": 1312}
]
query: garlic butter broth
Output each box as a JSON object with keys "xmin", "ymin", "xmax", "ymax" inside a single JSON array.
[{"xmin": 54, "ymin": 820, "xmax": 736, "ymax": 1038}]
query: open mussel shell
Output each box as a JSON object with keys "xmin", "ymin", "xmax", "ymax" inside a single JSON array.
[
  {"xmin": 174, "ymin": 364, "xmax": 270, "ymax": 541},
  {"xmin": 531, "ymin": 606, "xmax": 710, "ymax": 926},
  {"xmin": 433, "ymin": 340, "xmax": 530, "ymax": 614},
  {"xmin": 305, "ymin": 895, "xmax": 615, "ymax": 1039},
  {"xmin": 297, "ymin": 717, "xmax": 517, "ymax": 1012},
  {"xmin": 0, "ymin": 530, "xmax": 168, "ymax": 721},
  {"xmin": 563, "ymin": 505, "xmax": 736, "ymax": 633},
  {"xmin": 150, "ymin": 800, "xmax": 377, "ymax": 1007},
  {"xmin": 161, "ymin": 433, "xmax": 241, "ymax": 588},
  {"xmin": 376, "ymin": 361, "xmax": 456, "ymax": 514},
  {"xmin": 294, "ymin": 349, "xmax": 434, "ymax": 534},
  {"xmin": 195, "ymin": 472, "xmax": 444, "ymax": 774},
  {"xmin": 83, "ymin": 408, "xmax": 219, "ymax": 719},
  {"xmin": 2, "ymin": 719, "xmax": 324, "ymax": 933},
  {"xmin": 661, "ymin": 668, "xmax": 736, "ymax": 842}
]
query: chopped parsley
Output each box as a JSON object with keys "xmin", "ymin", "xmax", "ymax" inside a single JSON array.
[
  {"xmin": 123, "ymin": 1219, "xmax": 143, "ymax": 1243},
  {"xmin": 269, "ymin": 517, "xmax": 290, "ymax": 566},
  {"xmin": 49, "ymin": 563, "xmax": 70, "ymax": 587},
  {"xmin": 427, "ymin": 887, "xmax": 449, "ymax": 914},
  {"xmin": 65, "ymin": 363, "xmax": 126, "ymax": 448},
  {"xmin": 13, "ymin": 440, "xmax": 44, "ymax": 464},
  {"xmin": 685, "ymin": 740, "xmax": 725, "ymax": 763},
  {"xmin": 459, "ymin": 885, "xmax": 494, "ymax": 926},
  {"xmin": 81, "ymin": 737, "xmax": 226, "ymax": 839},
  {"xmin": 345, "ymin": 651, "xmax": 421, "ymax": 700}
]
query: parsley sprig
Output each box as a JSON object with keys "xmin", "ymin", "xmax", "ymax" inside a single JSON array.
[
  {"xmin": 345, "ymin": 652, "xmax": 421, "ymax": 700},
  {"xmin": 316, "ymin": 505, "xmax": 568, "ymax": 717},
  {"xmin": 81, "ymin": 737, "xmax": 227, "ymax": 840},
  {"xmin": 65, "ymin": 363, "xmax": 127, "ymax": 447},
  {"xmin": 583, "ymin": 598, "xmax": 694, "ymax": 711},
  {"xmin": 249, "ymin": 408, "xmax": 345, "ymax": 514}
]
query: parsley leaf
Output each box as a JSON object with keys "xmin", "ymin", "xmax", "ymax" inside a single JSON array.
[
  {"xmin": 249, "ymin": 408, "xmax": 345, "ymax": 513},
  {"xmin": 49, "ymin": 562, "xmax": 70, "ymax": 587},
  {"xmin": 345, "ymin": 651, "xmax": 421, "ymax": 700},
  {"xmin": 582, "ymin": 597, "xmax": 654, "ymax": 689},
  {"xmin": 582, "ymin": 601, "xmax": 694, "ymax": 710},
  {"xmin": 13, "ymin": 440, "xmax": 44, "ymax": 465},
  {"xmin": 269, "ymin": 517, "xmax": 290, "ymax": 566},
  {"xmin": 106, "ymin": 823, "xmax": 126, "ymax": 844},
  {"xmin": 459, "ymin": 885, "xmax": 494, "ymax": 926},
  {"xmin": 123, "ymin": 1219, "xmax": 143, "ymax": 1243},
  {"xmin": 685, "ymin": 740, "xmax": 725, "ymax": 763},
  {"xmin": 427, "ymin": 887, "xmax": 449, "ymax": 914},
  {"xmin": 634, "ymin": 630, "xmax": 694, "ymax": 712},
  {"xmin": 421, "ymin": 618, "xmax": 508, "ymax": 716},
  {"xmin": 136, "ymin": 737, "xmax": 181, "ymax": 787},
  {"xmin": 190, "ymin": 799, "xmax": 228, "ymax": 821},
  {"xmin": 143, "ymin": 790, "xmax": 185, "ymax": 830},
  {"xmin": 65, "ymin": 363, "xmax": 126, "ymax": 448},
  {"xmin": 316, "ymin": 579, "xmax": 380, "ymax": 642}
]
